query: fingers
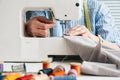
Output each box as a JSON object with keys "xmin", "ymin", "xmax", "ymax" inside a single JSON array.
[
  {"xmin": 67, "ymin": 25, "xmax": 89, "ymax": 36},
  {"xmin": 36, "ymin": 22, "xmax": 55, "ymax": 30},
  {"xmin": 67, "ymin": 25, "xmax": 99, "ymax": 42},
  {"xmin": 31, "ymin": 29, "xmax": 49, "ymax": 37},
  {"xmin": 25, "ymin": 16, "xmax": 55, "ymax": 37},
  {"xmin": 39, "ymin": 21, "xmax": 54, "ymax": 30},
  {"xmin": 36, "ymin": 16, "xmax": 54, "ymax": 24},
  {"xmin": 29, "ymin": 23, "xmax": 52, "ymax": 37},
  {"xmin": 29, "ymin": 16, "xmax": 55, "ymax": 30}
]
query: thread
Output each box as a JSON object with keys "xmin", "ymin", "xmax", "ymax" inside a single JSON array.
[
  {"xmin": 31, "ymin": 74, "xmax": 49, "ymax": 80},
  {"xmin": 0, "ymin": 61, "xmax": 4, "ymax": 72},
  {"xmin": 16, "ymin": 74, "xmax": 33, "ymax": 80},
  {"xmin": 70, "ymin": 62, "xmax": 81, "ymax": 76},
  {"xmin": 0, "ymin": 75, "xmax": 5, "ymax": 80},
  {"xmin": 53, "ymin": 65, "xmax": 65, "ymax": 72},
  {"xmin": 38, "ymin": 68, "xmax": 53, "ymax": 75},
  {"xmin": 4, "ymin": 72, "xmax": 22, "ymax": 80},
  {"xmin": 42, "ymin": 61, "xmax": 50, "ymax": 69},
  {"xmin": 68, "ymin": 69, "xmax": 78, "ymax": 76},
  {"xmin": 50, "ymin": 71, "xmax": 66, "ymax": 76},
  {"xmin": 49, "ymin": 75, "xmax": 77, "ymax": 80}
]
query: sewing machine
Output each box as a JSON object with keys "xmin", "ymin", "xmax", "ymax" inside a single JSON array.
[
  {"xmin": 0, "ymin": 0, "xmax": 82, "ymax": 62},
  {"xmin": 0, "ymin": 0, "xmax": 120, "ymax": 79}
]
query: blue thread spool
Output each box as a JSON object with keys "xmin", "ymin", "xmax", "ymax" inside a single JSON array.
[
  {"xmin": 50, "ymin": 76, "xmax": 77, "ymax": 80},
  {"xmin": 38, "ymin": 68, "xmax": 53, "ymax": 75},
  {"xmin": 0, "ymin": 75, "xmax": 5, "ymax": 80}
]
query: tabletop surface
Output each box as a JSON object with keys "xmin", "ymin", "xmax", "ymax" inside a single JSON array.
[{"xmin": 3, "ymin": 61, "xmax": 120, "ymax": 80}]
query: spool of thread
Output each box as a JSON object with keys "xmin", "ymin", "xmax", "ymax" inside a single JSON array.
[
  {"xmin": 53, "ymin": 65, "xmax": 65, "ymax": 72},
  {"xmin": 42, "ymin": 61, "xmax": 50, "ymax": 69},
  {"xmin": 38, "ymin": 68, "xmax": 53, "ymax": 75},
  {"xmin": 68, "ymin": 69, "xmax": 78, "ymax": 76},
  {"xmin": 49, "ymin": 75, "xmax": 77, "ymax": 80},
  {"xmin": 16, "ymin": 74, "xmax": 33, "ymax": 80},
  {"xmin": 32, "ymin": 74, "xmax": 49, "ymax": 80},
  {"xmin": 0, "ymin": 75, "xmax": 5, "ymax": 80},
  {"xmin": 0, "ymin": 61, "xmax": 4, "ymax": 72},
  {"xmin": 50, "ymin": 71, "xmax": 66, "ymax": 76},
  {"xmin": 70, "ymin": 62, "xmax": 81, "ymax": 76},
  {"xmin": 4, "ymin": 72, "xmax": 22, "ymax": 80}
]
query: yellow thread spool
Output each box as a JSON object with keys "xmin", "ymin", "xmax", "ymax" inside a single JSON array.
[{"xmin": 4, "ymin": 72, "xmax": 22, "ymax": 80}]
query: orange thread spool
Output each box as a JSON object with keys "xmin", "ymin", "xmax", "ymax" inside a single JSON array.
[
  {"xmin": 50, "ymin": 71, "xmax": 66, "ymax": 76},
  {"xmin": 70, "ymin": 62, "xmax": 81, "ymax": 76},
  {"xmin": 42, "ymin": 61, "xmax": 50, "ymax": 69}
]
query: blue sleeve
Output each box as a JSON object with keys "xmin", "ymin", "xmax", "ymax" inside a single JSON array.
[
  {"xmin": 26, "ymin": 11, "xmax": 50, "ymax": 20},
  {"xmin": 95, "ymin": 2, "xmax": 120, "ymax": 46}
]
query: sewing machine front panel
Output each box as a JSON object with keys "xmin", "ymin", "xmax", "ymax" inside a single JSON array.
[{"xmin": 0, "ymin": 0, "xmax": 80, "ymax": 61}]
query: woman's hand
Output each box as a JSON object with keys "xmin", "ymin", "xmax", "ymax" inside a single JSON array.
[
  {"xmin": 67, "ymin": 25, "xmax": 99, "ymax": 42},
  {"xmin": 25, "ymin": 16, "xmax": 55, "ymax": 37}
]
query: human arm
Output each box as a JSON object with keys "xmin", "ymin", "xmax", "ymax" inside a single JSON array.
[
  {"xmin": 94, "ymin": 1, "xmax": 120, "ymax": 50},
  {"xmin": 67, "ymin": 25, "xmax": 120, "ymax": 51},
  {"xmin": 25, "ymin": 11, "xmax": 55, "ymax": 37},
  {"xmin": 25, "ymin": 16, "xmax": 55, "ymax": 37},
  {"xmin": 67, "ymin": 0, "xmax": 120, "ymax": 50}
]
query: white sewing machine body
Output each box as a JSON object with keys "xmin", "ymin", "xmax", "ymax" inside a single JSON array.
[
  {"xmin": 1, "ymin": 0, "xmax": 120, "ymax": 79},
  {"xmin": 0, "ymin": 0, "xmax": 82, "ymax": 61}
]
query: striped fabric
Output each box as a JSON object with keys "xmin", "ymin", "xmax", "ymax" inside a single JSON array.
[
  {"xmin": 27, "ymin": 0, "xmax": 120, "ymax": 46},
  {"xmin": 98, "ymin": 0, "xmax": 120, "ymax": 32}
]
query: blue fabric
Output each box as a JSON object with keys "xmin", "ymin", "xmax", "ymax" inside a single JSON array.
[{"xmin": 27, "ymin": 0, "xmax": 120, "ymax": 46}]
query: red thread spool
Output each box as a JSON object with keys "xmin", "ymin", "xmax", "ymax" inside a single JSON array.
[
  {"xmin": 42, "ymin": 61, "xmax": 50, "ymax": 69},
  {"xmin": 16, "ymin": 74, "xmax": 33, "ymax": 80},
  {"xmin": 70, "ymin": 62, "xmax": 81, "ymax": 76}
]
